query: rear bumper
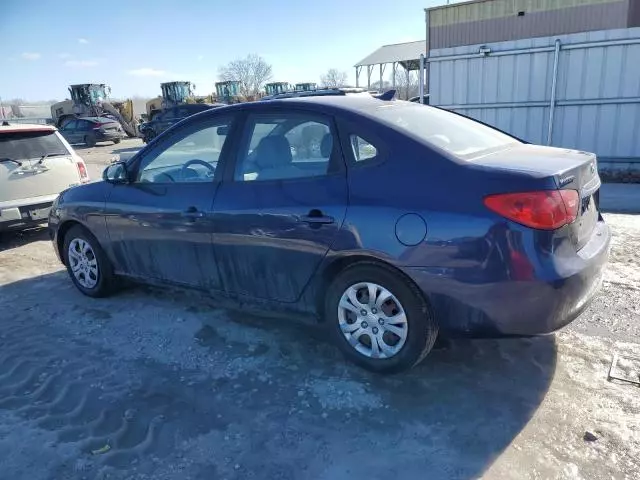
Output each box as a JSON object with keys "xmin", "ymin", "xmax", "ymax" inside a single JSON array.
[
  {"xmin": 0, "ymin": 195, "xmax": 58, "ymax": 231},
  {"xmin": 405, "ymin": 220, "xmax": 611, "ymax": 337},
  {"xmin": 96, "ymin": 131, "xmax": 125, "ymax": 141}
]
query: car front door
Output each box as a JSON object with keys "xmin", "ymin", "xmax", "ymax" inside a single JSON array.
[
  {"xmin": 104, "ymin": 114, "xmax": 236, "ymax": 290},
  {"xmin": 212, "ymin": 110, "xmax": 348, "ymax": 302}
]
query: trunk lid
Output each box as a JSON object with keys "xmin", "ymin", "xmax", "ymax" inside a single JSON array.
[
  {"xmin": 0, "ymin": 129, "xmax": 82, "ymax": 202},
  {"xmin": 474, "ymin": 144, "xmax": 600, "ymax": 249}
]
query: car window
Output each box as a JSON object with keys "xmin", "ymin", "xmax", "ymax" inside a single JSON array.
[
  {"xmin": 62, "ymin": 120, "xmax": 77, "ymax": 131},
  {"xmin": 78, "ymin": 120, "xmax": 93, "ymax": 131},
  {"xmin": 0, "ymin": 130, "xmax": 70, "ymax": 161},
  {"xmin": 235, "ymin": 114, "xmax": 333, "ymax": 182},
  {"xmin": 350, "ymin": 135, "xmax": 378, "ymax": 162},
  {"xmin": 137, "ymin": 121, "xmax": 230, "ymax": 183},
  {"xmin": 371, "ymin": 103, "xmax": 519, "ymax": 158}
]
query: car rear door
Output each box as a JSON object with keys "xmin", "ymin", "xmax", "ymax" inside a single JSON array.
[
  {"xmin": 211, "ymin": 109, "xmax": 348, "ymax": 303},
  {"xmin": 103, "ymin": 114, "xmax": 237, "ymax": 290},
  {"xmin": 76, "ymin": 119, "xmax": 93, "ymax": 143}
]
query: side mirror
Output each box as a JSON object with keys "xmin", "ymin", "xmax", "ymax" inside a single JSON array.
[
  {"xmin": 216, "ymin": 125, "xmax": 229, "ymax": 135},
  {"xmin": 102, "ymin": 161, "xmax": 129, "ymax": 184}
]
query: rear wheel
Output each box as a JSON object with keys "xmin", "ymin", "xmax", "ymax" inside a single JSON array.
[
  {"xmin": 84, "ymin": 133, "xmax": 97, "ymax": 148},
  {"xmin": 325, "ymin": 262, "xmax": 438, "ymax": 373},
  {"xmin": 63, "ymin": 225, "xmax": 116, "ymax": 297}
]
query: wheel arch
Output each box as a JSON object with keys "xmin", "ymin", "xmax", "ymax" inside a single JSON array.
[
  {"xmin": 56, "ymin": 219, "xmax": 92, "ymax": 265},
  {"xmin": 314, "ymin": 254, "xmax": 431, "ymax": 323}
]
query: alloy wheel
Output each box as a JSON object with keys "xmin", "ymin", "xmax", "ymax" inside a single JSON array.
[
  {"xmin": 337, "ymin": 282, "xmax": 408, "ymax": 359},
  {"xmin": 68, "ymin": 238, "xmax": 99, "ymax": 289}
]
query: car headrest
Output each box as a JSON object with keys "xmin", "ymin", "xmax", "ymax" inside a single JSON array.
[
  {"xmin": 254, "ymin": 135, "xmax": 292, "ymax": 169},
  {"xmin": 320, "ymin": 133, "xmax": 333, "ymax": 157}
]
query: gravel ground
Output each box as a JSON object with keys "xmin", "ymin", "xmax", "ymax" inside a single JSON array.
[{"xmin": 0, "ymin": 143, "xmax": 638, "ymax": 479}]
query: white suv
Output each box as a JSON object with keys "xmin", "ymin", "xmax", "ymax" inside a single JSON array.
[{"xmin": 0, "ymin": 122, "xmax": 90, "ymax": 231}]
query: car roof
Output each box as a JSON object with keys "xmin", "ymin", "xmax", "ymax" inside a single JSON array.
[
  {"xmin": 78, "ymin": 116, "xmax": 118, "ymax": 123},
  {"xmin": 0, "ymin": 122, "xmax": 57, "ymax": 133},
  {"xmin": 254, "ymin": 93, "xmax": 409, "ymax": 116}
]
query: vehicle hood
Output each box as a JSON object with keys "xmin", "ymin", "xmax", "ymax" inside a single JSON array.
[{"xmin": 59, "ymin": 178, "xmax": 112, "ymax": 205}]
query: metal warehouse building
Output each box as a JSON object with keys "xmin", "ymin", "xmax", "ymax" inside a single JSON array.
[
  {"xmin": 424, "ymin": 0, "xmax": 640, "ymax": 173},
  {"xmin": 426, "ymin": 0, "xmax": 640, "ymax": 49},
  {"xmin": 356, "ymin": 0, "xmax": 640, "ymax": 172}
]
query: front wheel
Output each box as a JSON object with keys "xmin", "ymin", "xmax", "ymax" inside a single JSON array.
[
  {"xmin": 63, "ymin": 225, "xmax": 116, "ymax": 298},
  {"xmin": 325, "ymin": 262, "xmax": 438, "ymax": 373}
]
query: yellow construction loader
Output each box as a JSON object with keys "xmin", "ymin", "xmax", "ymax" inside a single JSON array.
[
  {"xmin": 50, "ymin": 84, "xmax": 138, "ymax": 137},
  {"xmin": 145, "ymin": 81, "xmax": 215, "ymax": 120}
]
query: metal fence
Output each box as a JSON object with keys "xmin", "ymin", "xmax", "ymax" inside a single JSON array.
[
  {"xmin": 0, "ymin": 104, "xmax": 52, "ymax": 125},
  {"xmin": 428, "ymin": 27, "xmax": 640, "ymax": 172}
]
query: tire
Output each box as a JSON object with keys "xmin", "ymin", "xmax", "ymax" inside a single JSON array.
[
  {"xmin": 113, "ymin": 138, "xmax": 121, "ymax": 145},
  {"xmin": 325, "ymin": 262, "xmax": 438, "ymax": 374},
  {"xmin": 62, "ymin": 225, "xmax": 116, "ymax": 298},
  {"xmin": 84, "ymin": 133, "xmax": 97, "ymax": 148}
]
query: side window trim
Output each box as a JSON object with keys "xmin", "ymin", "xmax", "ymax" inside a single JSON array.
[
  {"xmin": 129, "ymin": 115, "xmax": 237, "ymax": 184},
  {"xmin": 228, "ymin": 109, "xmax": 345, "ymax": 184}
]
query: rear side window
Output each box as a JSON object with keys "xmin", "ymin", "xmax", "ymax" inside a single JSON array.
[
  {"xmin": 350, "ymin": 135, "xmax": 378, "ymax": 162},
  {"xmin": 0, "ymin": 131, "xmax": 70, "ymax": 161},
  {"xmin": 372, "ymin": 103, "xmax": 519, "ymax": 158}
]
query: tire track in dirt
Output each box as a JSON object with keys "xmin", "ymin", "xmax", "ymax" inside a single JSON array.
[{"xmin": 0, "ymin": 318, "xmax": 203, "ymax": 474}]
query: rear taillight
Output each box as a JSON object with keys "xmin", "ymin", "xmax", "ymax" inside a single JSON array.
[
  {"xmin": 484, "ymin": 190, "xmax": 579, "ymax": 230},
  {"xmin": 76, "ymin": 161, "xmax": 90, "ymax": 183}
]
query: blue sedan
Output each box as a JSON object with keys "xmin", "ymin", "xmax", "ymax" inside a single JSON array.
[{"xmin": 48, "ymin": 93, "xmax": 610, "ymax": 373}]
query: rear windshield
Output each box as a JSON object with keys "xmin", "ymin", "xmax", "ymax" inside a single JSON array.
[
  {"xmin": 371, "ymin": 103, "xmax": 519, "ymax": 158},
  {"xmin": 0, "ymin": 131, "xmax": 70, "ymax": 161}
]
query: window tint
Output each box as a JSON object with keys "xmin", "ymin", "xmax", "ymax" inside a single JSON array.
[
  {"xmin": 61, "ymin": 120, "xmax": 77, "ymax": 131},
  {"xmin": 78, "ymin": 120, "xmax": 93, "ymax": 131},
  {"xmin": 0, "ymin": 131, "xmax": 70, "ymax": 161},
  {"xmin": 372, "ymin": 103, "xmax": 519, "ymax": 158},
  {"xmin": 235, "ymin": 114, "xmax": 333, "ymax": 182},
  {"xmin": 350, "ymin": 135, "xmax": 378, "ymax": 162},
  {"xmin": 137, "ymin": 122, "xmax": 229, "ymax": 183}
]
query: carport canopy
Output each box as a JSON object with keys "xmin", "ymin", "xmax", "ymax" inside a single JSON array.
[{"xmin": 354, "ymin": 40, "xmax": 427, "ymax": 89}]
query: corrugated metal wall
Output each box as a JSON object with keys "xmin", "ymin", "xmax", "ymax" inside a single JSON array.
[
  {"xmin": 428, "ymin": 27, "xmax": 640, "ymax": 170},
  {"xmin": 427, "ymin": 0, "xmax": 630, "ymax": 49}
]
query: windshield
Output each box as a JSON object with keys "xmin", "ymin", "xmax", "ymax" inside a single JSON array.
[
  {"xmin": 0, "ymin": 131, "xmax": 70, "ymax": 161},
  {"xmin": 372, "ymin": 103, "xmax": 519, "ymax": 158},
  {"xmin": 163, "ymin": 83, "xmax": 191, "ymax": 103},
  {"xmin": 89, "ymin": 86, "xmax": 107, "ymax": 103}
]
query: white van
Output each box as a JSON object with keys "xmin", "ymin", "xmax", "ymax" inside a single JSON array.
[{"xmin": 0, "ymin": 122, "xmax": 90, "ymax": 231}]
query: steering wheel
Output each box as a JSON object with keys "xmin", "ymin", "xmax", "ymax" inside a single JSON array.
[{"xmin": 180, "ymin": 159, "xmax": 215, "ymax": 181}]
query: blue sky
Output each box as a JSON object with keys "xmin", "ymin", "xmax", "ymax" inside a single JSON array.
[{"xmin": 0, "ymin": 0, "xmax": 453, "ymax": 101}]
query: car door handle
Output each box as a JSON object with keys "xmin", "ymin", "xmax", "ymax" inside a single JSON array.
[
  {"xmin": 181, "ymin": 207, "xmax": 205, "ymax": 219},
  {"xmin": 300, "ymin": 211, "xmax": 334, "ymax": 224}
]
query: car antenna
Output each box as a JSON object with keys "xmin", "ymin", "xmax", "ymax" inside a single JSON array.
[{"xmin": 374, "ymin": 90, "xmax": 396, "ymax": 101}]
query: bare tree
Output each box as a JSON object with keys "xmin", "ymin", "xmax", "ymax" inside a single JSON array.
[
  {"xmin": 320, "ymin": 68, "xmax": 348, "ymax": 88},
  {"xmin": 219, "ymin": 54, "xmax": 273, "ymax": 98},
  {"xmin": 393, "ymin": 68, "xmax": 419, "ymax": 100}
]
